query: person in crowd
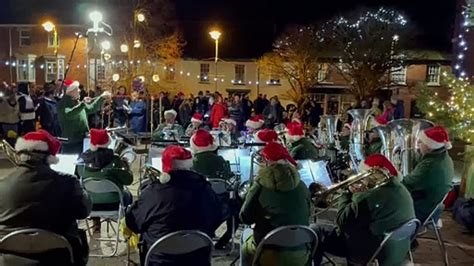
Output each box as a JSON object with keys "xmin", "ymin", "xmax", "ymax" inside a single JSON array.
[
  {"xmin": 79, "ymin": 84, "xmax": 87, "ymax": 101},
  {"xmin": 254, "ymin": 128, "xmax": 279, "ymax": 144},
  {"xmin": 286, "ymin": 121, "xmax": 319, "ymax": 160},
  {"xmin": 210, "ymin": 94, "xmax": 227, "ymax": 129},
  {"xmin": 76, "ymin": 128, "xmax": 133, "ymax": 232},
  {"xmin": 128, "ymin": 91, "xmax": 146, "ymax": 133},
  {"xmin": 152, "ymin": 109, "xmax": 184, "ymax": 141},
  {"xmin": 402, "ymin": 126, "xmax": 454, "ymax": 223},
  {"xmin": 17, "ymin": 82, "xmax": 36, "ymax": 135},
  {"xmin": 245, "ymin": 115, "xmax": 264, "ymax": 134},
  {"xmin": 240, "ymin": 142, "xmax": 311, "ymax": 265},
  {"xmin": 221, "ymin": 117, "xmax": 241, "ymax": 144},
  {"xmin": 370, "ymin": 97, "xmax": 382, "ymax": 116},
  {"xmin": 112, "ymin": 86, "xmax": 129, "ymax": 127},
  {"xmin": 365, "ymin": 116, "xmax": 386, "ymax": 156},
  {"xmin": 393, "ymin": 96, "xmax": 405, "ymax": 120},
  {"xmin": 58, "ymin": 80, "xmax": 110, "ymax": 154},
  {"xmin": 172, "ymin": 92, "xmax": 185, "ymax": 124},
  {"xmin": 308, "ymin": 101, "xmax": 323, "ymax": 128},
  {"xmin": 253, "ymin": 94, "xmax": 265, "ymax": 115},
  {"xmin": 191, "ymin": 129, "xmax": 232, "ymax": 180},
  {"xmin": 0, "ymin": 130, "xmax": 91, "ymax": 265},
  {"xmin": 185, "ymin": 113, "xmax": 207, "ymax": 137},
  {"xmin": 179, "ymin": 97, "xmax": 193, "ymax": 128},
  {"xmin": 124, "ymin": 145, "xmax": 221, "ymax": 265},
  {"xmin": 379, "ymin": 100, "xmax": 395, "ymax": 122},
  {"xmin": 242, "ymin": 94, "xmax": 253, "ymax": 123},
  {"xmin": 262, "ymin": 96, "xmax": 284, "ymax": 128},
  {"xmin": 88, "ymin": 86, "xmax": 104, "ymax": 129},
  {"xmin": 229, "ymin": 94, "xmax": 244, "ymax": 130},
  {"xmin": 36, "ymin": 88, "xmax": 61, "ymax": 136},
  {"xmin": 337, "ymin": 123, "xmax": 351, "ymax": 151},
  {"xmin": 0, "ymin": 86, "xmax": 20, "ymax": 145},
  {"xmin": 312, "ymin": 154, "xmax": 415, "ymax": 265}
]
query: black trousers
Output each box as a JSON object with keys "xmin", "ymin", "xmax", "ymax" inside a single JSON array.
[{"xmin": 311, "ymin": 224, "xmax": 348, "ymax": 265}]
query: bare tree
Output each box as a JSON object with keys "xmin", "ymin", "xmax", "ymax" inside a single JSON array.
[
  {"xmin": 319, "ymin": 8, "xmax": 408, "ymax": 101},
  {"xmin": 259, "ymin": 25, "xmax": 322, "ymax": 105}
]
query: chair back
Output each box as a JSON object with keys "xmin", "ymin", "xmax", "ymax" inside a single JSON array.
[
  {"xmin": 82, "ymin": 178, "xmax": 124, "ymax": 207},
  {"xmin": 0, "ymin": 228, "xmax": 74, "ymax": 264},
  {"xmin": 253, "ymin": 225, "xmax": 318, "ymax": 265},
  {"xmin": 367, "ymin": 218, "xmax": 421, "ymax": 264},
  {"xmin": 144, "ymin": 230, "xmax": 213, "ymax": 266},
  {"xmin": 422, "ymin": 193, "xmax": 449, "ymax": 227}
]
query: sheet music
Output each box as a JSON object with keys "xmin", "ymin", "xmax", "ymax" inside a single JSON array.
[
  {"xmin": 50, "ymin": 154, "xmax": 79, "ymax": 176},
  {"xmin": 151, "ymin": 157, "xmax": 163, "ymax": 172},
  {"xmin": 297, "ymin": 160, "xmax": 333, "ymax": 187}
]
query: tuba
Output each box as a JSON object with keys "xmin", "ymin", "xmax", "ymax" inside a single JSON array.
[
  {"xmin": 1, "ymin": 139, "xmax": 18, "ymax": 165},
  {"xmin": 313, "ymin": 168, "xmax": 392, "ymax": 207},
  {"xmin": 373, "ymin": 125, "xmax": 394, "ymax": 160},
  {"xmin": 320, "ymin": 115, "xmax": 340, "ymax": 145},
  {"xmin": 347, "ymin": 109, "xmax": 374, "ymax": 171}
]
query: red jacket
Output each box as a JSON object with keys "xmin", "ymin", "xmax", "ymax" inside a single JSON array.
[{"xmin": 210, "ymin": 103, "xmax": 227, "ymax": 129}]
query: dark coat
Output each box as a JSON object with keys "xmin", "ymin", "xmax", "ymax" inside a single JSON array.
[
  {"xmin": 192, "ymin": 151, "xmax": 232, "ymax": 180},
  {"xmin": 0, "ymin": 162, "xmax": 91, "ymax": 265},
  {"xmin": 37, "ymin": 97, "xmax": 61, "ymax": 136},
  {"xmin": 125, "ymin": 170, "xmax": 221, "ymax": 266},
  {"xmin": 289, "ymin": 137, "xmax": 320, "ymax": 160},
  {"xmin": 129, "ymin": 100, "xmax": 146, "ymax": 133}
]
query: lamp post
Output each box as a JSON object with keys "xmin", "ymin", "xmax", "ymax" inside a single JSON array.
[
  {"xmin": 209, "ymin": 30, "xmax": 221, "ymax": 92},
  {"xmin": 42, "ymin": 21, "xmax": 58, "ymax": 56}
]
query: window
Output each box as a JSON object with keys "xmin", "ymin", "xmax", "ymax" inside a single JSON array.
[
  {"xmin": 165, "ymin": 65, "xmax": 176, "ymax": 81},
  {"xmin": 427, "ymin": 65, "xmax": 441, "ymax": 85},
  {"xmin": 200, "ymin": 63, "xmax": 210, "ymax": 82},
  {"xmin": 45, "ymin": 58, "xmax": 65, "ymax": 82},
  {"xmin": 47, "ymin": 32, "xmax": 60, "ymax": 48},
  {"xmin": 391, "ymin": 66, "xmax": 407, "ymax": 85},
  {"xmin": 16, "ymin": 57, "xmax": 36, "ymax": 82},
  {"xmin": 234, "ymin": 64, "xmax": 245, "ymax": 84},
  {"xmin": 19, "ymin": 29, "xmax": 31, "ymax": 47},
  {"xmin": 97, "ymin": 64, "xmax": 106, "ymax": 82},
  {"xmin": 318, "ymin": 64, "xmax": 329, "ymax": 82}
]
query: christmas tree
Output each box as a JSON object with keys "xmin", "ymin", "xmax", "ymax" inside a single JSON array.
[{"xmin": 417, "ymin": 71, "xmax": 474, "ymax": 143}]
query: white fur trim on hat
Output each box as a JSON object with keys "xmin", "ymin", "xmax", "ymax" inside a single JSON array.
[
  {"xmin": 159, "ymin": 172, "xmax": 171, "ymax": 184},
  {"xmin": 245, "ymin": 120, "xmax": 263, "ymax": 129},
  {"xmin": 191, "ymin": 117, "xmax": 203, "ymax": 124},
  {"xmin": 15, "ymin": 138, "xmax": 49, "ymax": 152},
  {"xmin": 90, "ymin": 138, "xmax": 111, "ymax": 151},
  {"xmin": 164, "ymin": 109, "xmax": 178, "ymax": 118},
  {"xmin": 65, "ymin": 81, "xmax": 80, "ymax": 93},
  {"xmin": 418, "ymin": 130, "xmax": 449, "ymax": 150},
  {"xmin": 286, "ymin": 134, "xmax": 303, "ymax": 143},
  {"xmin": 222, "ymin": 118, "xmax": 237, "ymax": 126},
  {"xmin": 17, "ymin": 152, "xmax": 59, "ymax": 165},
  {"xmin": 190, "ymin": 137, "xmax": 218, "ymax": 154},
  {"xmin": 159, "ymin": 158, "xmax": 193, "ymax": 184}
]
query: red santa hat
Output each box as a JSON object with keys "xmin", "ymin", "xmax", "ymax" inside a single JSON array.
[
  {"xmin": 255, "ymin": 128, "xmax": 278, "ymax": 143},
  {"xmin": 245, "ymin": 115, "xmax": 264, "ymax": 130},
  {"xmin": 89, "ymin": 128, "xmax": 111, "ymax": 151},
  {"xmin": 286, "ymin": 121, "xmax": 305, "ymax": 142},
  {"xmin": 159, "ymin": 145, "xmax": 193, "ymax": 184},
  {"xmin": 15, "ymin": 129, "xmax": 61, "ymax": 164},
  {"xmin": 221, "ymin": 117, "xmax": 237, "ymax": 126},
  {"xmin": 190, "ymin": 129, "xmax": 218, "ymax": 154},
  {"xmin": 191, "ymin": 113, "xmax": 203, "ymax": 124},
  {"xmin": 419, "ymin": 126, "xmax": 452, "ymax": 150},
  {"xmin": 164, "ymin": 109, "xmax": 177, "ymax": 118},
  {"xmin": 359, "ymin": 154, "xmax": 398, "ymax": 177},
  {"xmin": 261, "ymin": 142, "xmax": 298, "ymax": 166},
  {"xmin": 64, "ymin": 79, "xmax": 80, "ymax": 94}
]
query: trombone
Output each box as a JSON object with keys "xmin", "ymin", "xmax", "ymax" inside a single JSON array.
[{"xmin": 1, "ymin": 139, "xmax": 18, "ymax": 166}]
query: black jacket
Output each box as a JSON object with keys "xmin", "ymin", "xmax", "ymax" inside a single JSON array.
[
  {"xmin": 125, "ymin": 170, "xmax": 221, "ymax": 266},
  {"xmin": 0, "ymin": 162, "xmax": 91, "ymax": 265}
]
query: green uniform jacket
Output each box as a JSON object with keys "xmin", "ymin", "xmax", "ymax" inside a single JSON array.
[
  {"xmin": 339, "ymin": 135, "xmax": 350, "ymax": 151},
  {"xmin": 240, "ymin": 163, "xmax": 311, "ymax": 244},
  {"xmin": 76, "ymin": 155, "xmax": 133, "ymax": 204},
  {"xmin": 366, "ymin": 139, "xmax": 383, "ymax": 156},
  {"xmin": 289, "ymin": 137, "xmax": 320, "ymax": 161},
  {"xmin": 57, "ymin": 95, "xmax": 105, "ymax": 142},
  {"xmin": 337, "ymin": 180, "xmax": 415, "ymax": 265},
  {"xmin": 152, "ymin": 123, "xmax": 184, "ymax": 141},
  {"xmin": 192, "ymin": 151, "xmax": 232, "ymax": 180},
  {"xmin": 402, "ymin": 149, "xmax": 453, "ymax": 223}
]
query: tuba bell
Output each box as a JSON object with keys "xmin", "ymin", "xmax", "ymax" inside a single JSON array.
[
  {"xmin": 1, "ymin": 139, "xmax": 18, "ymax": 166},
  {"xmin": 320, "ymin": 115, "xmax": 340, "ymax": 145},
  {"xmin": 373, "ymin": 125, "xmax": 394, "ymax": 161},
  {"xmin": 347, "ymin": 109, "xmax": 374, "ymax": 171}
]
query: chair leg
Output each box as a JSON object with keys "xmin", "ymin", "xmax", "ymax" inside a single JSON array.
[
  {"xmin": 408, "ymin": 250, "xmax": 413, "ymax": 262},
  {"xmin": 322, "ymin": 254, "xmax": 336, "ymax": 266},
  {"xmin": 432, "ymin": 220, "xmax": 449, "ymax": 266},
  {"xmin": 84, "ymin": 219, "xmax": 93, "ymax": 238},
  {"xmin": 227, "ymin": 216, "xmax": 236, "ymax": 256}
]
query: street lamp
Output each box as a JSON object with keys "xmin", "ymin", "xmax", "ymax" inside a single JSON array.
[
  {"xmin": 120, "ymin": 44, "xmax": 129, "ymax": 53},
  {"xmin": 101, "ymin": 40, "xmax": 111, "ymax": 50},
  {"xmin": 136, "ymin": 13, "xmax": 146, "ymax": 23},
  {"xmin": 209, "ymin": 30, "xmax": 221, "ymax": 92},
  {"xmin": 42, "ymin": 21, "xmax": 58, "ymax": 55}
]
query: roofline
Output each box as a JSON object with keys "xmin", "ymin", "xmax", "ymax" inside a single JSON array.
[{"xmin": 0, "ymin": 24, "xmax": 84, "ymax": 28}]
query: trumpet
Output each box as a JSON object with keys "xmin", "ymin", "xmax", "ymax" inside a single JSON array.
[
  {"xmin": 312, "ymin": 168, "xmax": 392, "ymax": 207},
  {"xmin": 1, "ymin": 139, "xmax": 18, "ymax": 165}
]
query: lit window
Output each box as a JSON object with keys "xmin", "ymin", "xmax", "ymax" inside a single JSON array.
[
  {"xmin": 165, "ymin": 65, "xmax": 176, "ymax": 81},
  {"xmin": 200, "ymin": 63, "xmax": 210, "ymax": 82},
  {"xmin": 47, "ymin": 32, "xmax": 60, "ymax": 48},
  {"xmin": 19, "ymin": 29, "xmax": 31, "ymax": 47},
  {"xmin": 16, "ymin": 57, "xmax": 36, "ymax": 82},
  {"xmin": 234, "ymin": 64, "xmax": 245, "ymax": 84},
  {"xmin": 427, "ymin": 65, "xmax": 441, "ymax": 86},
  {"xmin": 318, "ymin": 64, "xmax": 329, "ymax": 82},
  {"xmin": 391, "ymin": 66, "xmax": 407, "ymax": 85},
  {"xmin": 45, "ymin": 58, "xmax": 65, "ymax": 82}
]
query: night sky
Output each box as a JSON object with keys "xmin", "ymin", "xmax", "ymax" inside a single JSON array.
[{"xmin": 0, "ymin": 0, "xmax": 457, "ymax": 58}]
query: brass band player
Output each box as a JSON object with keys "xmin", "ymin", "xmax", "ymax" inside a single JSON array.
[
  {"xmin": 311, "ymin": 154, "xmax": 415, "ymax": 265},
  {"xmin": 152, "ymin": 109, "xmax": 184, "ymax": 141},
  {"xmin": 185, "ymin": 113, "xmax": 208, "ymax": 137}
]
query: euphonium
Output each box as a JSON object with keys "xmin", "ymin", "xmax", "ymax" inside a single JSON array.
[
  {"xmin": 320, "ymin": 115, "xmax": 340, "ymax": 145},
  {"xmin": 143, "ymin": 164, "xmax": 161, "ymax": 182},
  {"xmin": 347, "ymin": 109, "xmax": 374, "ymax": 171},
  {"xmin": 313, "ymin": 167, "xmax": 392, "ymax": 207},
  {"xmin": 1, "ymin": 139, "xmax": 18, "ymax": 165}
]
